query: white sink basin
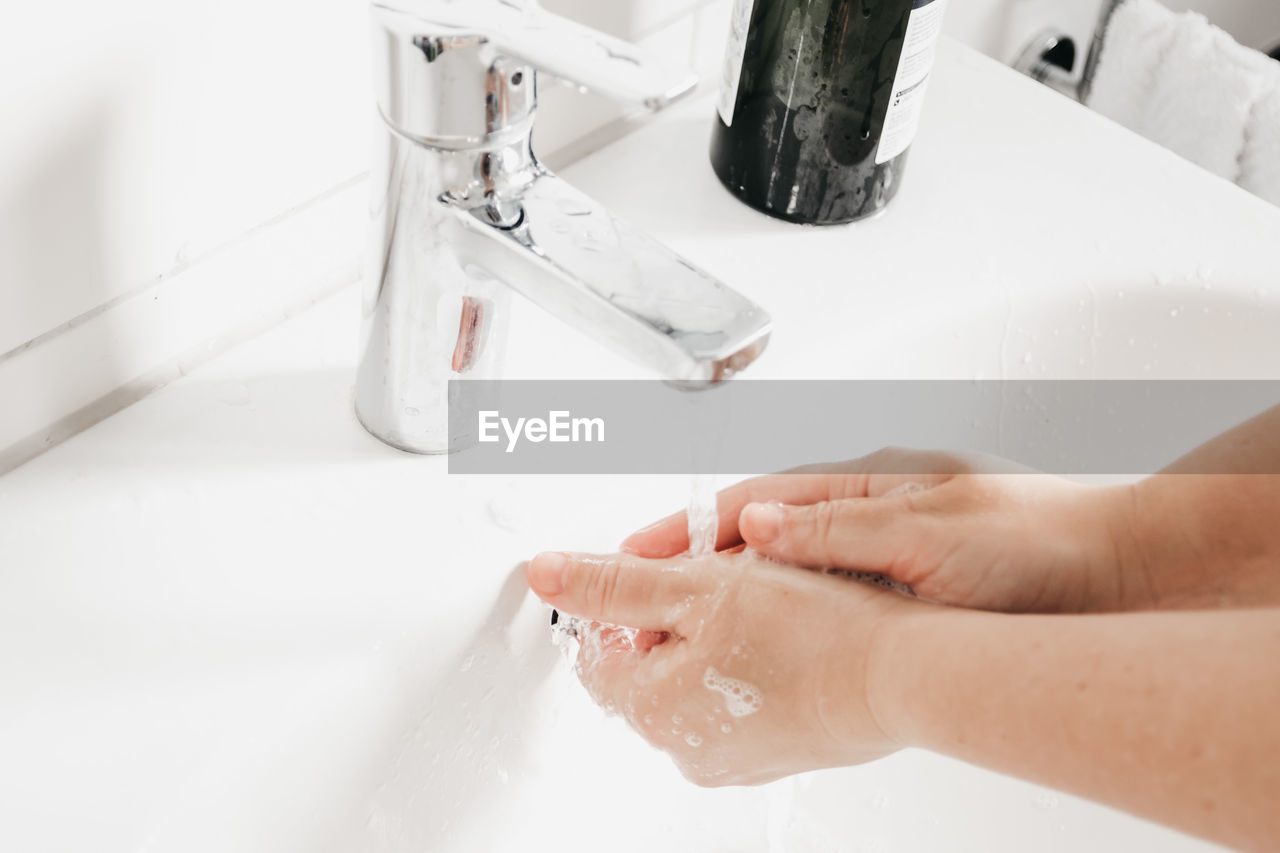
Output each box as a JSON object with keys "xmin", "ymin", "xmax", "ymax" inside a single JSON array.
[{"xmin": 6, "ymin": 277, "xmax": 1264, "ymax": 852}]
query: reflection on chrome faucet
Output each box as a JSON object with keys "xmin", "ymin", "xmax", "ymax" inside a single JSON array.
[{"xmin": 355, "ymin": 0, "xmax": 772, "ymax": 454}]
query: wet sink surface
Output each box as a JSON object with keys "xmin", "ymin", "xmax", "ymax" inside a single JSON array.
[{"xmin": 0, "ymin": 284, "xmax": 1233, "ymax": 851}]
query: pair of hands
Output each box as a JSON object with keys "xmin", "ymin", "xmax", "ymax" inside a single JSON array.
[{"xmin": 524, "ymin": 447, "xmax": 1258, "ymax": 785}]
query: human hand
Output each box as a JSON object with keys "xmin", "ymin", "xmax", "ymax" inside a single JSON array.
[
  {"xmin": 622, "ymin": 448, "xmax": 1144, "ymax": 614},
  {"xmin": 524, "ymin": 548, "xmax": 910, "ymax": 785}
]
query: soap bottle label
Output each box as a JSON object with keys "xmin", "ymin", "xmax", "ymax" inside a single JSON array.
[
  {"xmin": 876, "ymin": 0, "xmax": 949, "ymax": 164},
  {"xmin": 717, "ymin": 0, "xmax": 756, "ymax": 127}
]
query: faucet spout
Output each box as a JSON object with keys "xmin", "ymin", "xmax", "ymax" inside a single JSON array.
[{"xmin": 447, "ymin": 165, "xmax": 771, "ymax": 385}]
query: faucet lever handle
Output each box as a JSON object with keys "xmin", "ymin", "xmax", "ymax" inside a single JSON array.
[
  {"xmin": 372, "ymin": 0, "xmax": 697, "ymax": 145},
  {"xmin": 481, "ymin": 3, "xmax": 697, "ymax": 110}
]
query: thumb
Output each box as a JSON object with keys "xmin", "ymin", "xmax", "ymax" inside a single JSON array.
[
  {"xmin": 739, "ymin": 499, "xmax": 922, "ymax": 575},
  {"xmin": 525, "ymin": 551, "xmax": 693, "ymax": 631}
]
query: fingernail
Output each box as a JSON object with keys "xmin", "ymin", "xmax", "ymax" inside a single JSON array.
[
  {"xmin": 618, "ymin": 533, "xmax": 646, "ymax": 554},
  {"xmin": 743, "ymin": 502, "xmax": 785, "ymax": 543},
  {"xmin": 527, "ymin": 552, "xmax": 567, "ymax": 596}
]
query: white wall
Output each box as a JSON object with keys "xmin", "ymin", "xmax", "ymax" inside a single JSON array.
[{"xmin": 0, "ymin": 1, "xmax": 371, "ymax": 357}]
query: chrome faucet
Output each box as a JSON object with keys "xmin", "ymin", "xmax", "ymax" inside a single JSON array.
[{"xmin": 355, "ymin": 0, "xmax": 772, "ymax": 454}]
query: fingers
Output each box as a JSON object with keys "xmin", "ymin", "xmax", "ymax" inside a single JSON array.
[
  {"xmin": 619, "ymin": 451, "xmax": 973, "ymax": 558},
  {"xmin": 618, "ymin": 510, "xmax": 696, "ymax": 558},
  {"xmin": 739, "ymin": 497, "xmax": 927, "ymax": 574},
  {"xmin": 573, "ymin": 624, "xmax": 642, "ymax": 716},
  {"xmin": 851, "ymin": 447, "xmax": 974, "ymax": 483},
  {"xmin": 621, "ymin": 464, "xmax": 857, "ymax": 558},
  {"xmin": 633, "ymin": 629, "xmax": 670, "ymax": 653},
  {"xmin": 525, "ymin": 551, "xmax": 696, "ymax": 630}
]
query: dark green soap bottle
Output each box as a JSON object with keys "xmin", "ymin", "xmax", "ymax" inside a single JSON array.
[{"xmin": 710, "ymin": 0, "xmax": 949, "ymax": 225}]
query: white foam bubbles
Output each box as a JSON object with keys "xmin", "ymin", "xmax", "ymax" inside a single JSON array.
[
  {"xmin": 550, "ymin": 613, "xmax": 639, "ymax": 683},
  {"xmin": 702, "ymin": 666, "xmax": 763, "ymax": 717}
]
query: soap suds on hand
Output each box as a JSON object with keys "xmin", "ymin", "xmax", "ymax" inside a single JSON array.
[{"xmin": 703, "ymin": 666, "xmax": 763, "ymax": 717}]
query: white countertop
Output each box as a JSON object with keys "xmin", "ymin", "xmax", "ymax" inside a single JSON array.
[{"xmin": 2, "ymin": 39, "xmax": 1276, "ymax": 852}]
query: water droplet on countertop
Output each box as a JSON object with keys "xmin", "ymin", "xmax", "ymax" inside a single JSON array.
[
  {"xmin": 555, "ymin": 197, "xmax": 592, "ymax": 216},
  {"xmin": 1033, "ymin": 790, "xmax": 1061, "ymax": 809},
  {"xmin": 486, "ymin": 495, "xmax": 527, "ymax": 532},
  {"xmin": 574, "ymin": 230, "xmax": 611, "ymax": 253}
]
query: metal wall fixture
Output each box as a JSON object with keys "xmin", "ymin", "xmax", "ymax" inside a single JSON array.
[
  {"xmin": 355, "ymin": 0, "xmax": 773, "ymax": 454},
  {"xmin": 1013, "ymin": 0, "xmax": 1125, "ymax": 102}
]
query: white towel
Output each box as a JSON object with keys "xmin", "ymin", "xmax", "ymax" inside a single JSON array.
[
  {"xmin": 1238, "ymin": 82, "xmax": 1280, "ymax": 206},
  {"xmin": 1086, "ymin": 0, "xmax": 1280, "ymax": 207}
]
